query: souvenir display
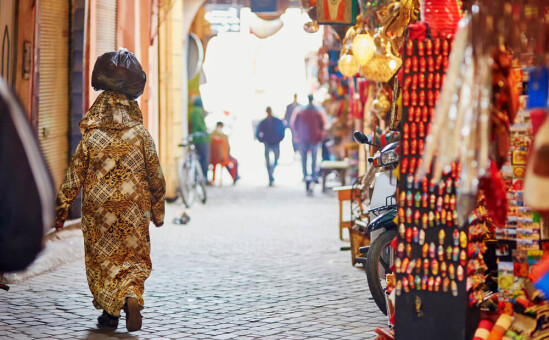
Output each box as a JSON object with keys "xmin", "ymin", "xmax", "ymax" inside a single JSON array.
[
  {"xmin": 394, "ymin": 22, "xmax": 477, "ymax": 340},
  {"xmin": 470, "ymin": 62, "xmax": 549, "ymax": 340},
  {"xmin": 500, "ymin": 69, "xmax": 540, "ymax": 252},
  {"xmin": 395, "ymin": 27, "xmax": 459, "ymax": 298}
]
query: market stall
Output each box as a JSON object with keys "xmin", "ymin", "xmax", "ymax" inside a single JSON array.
[{"xmin": 309, "ymin": 0, "xmax": 549, "ymax": 338}]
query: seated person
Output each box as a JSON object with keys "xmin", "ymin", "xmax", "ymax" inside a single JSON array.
[{"xmin": 210, "ymin": 122, "xmax": 240, "ymax": 184}]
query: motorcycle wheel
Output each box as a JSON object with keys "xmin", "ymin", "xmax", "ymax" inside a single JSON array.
[{"xmin": 365, "ymin": 228, "xmax": 397, "ymax": 315}]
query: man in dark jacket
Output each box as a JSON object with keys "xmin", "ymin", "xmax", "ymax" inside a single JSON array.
[
  {"xmin": 292, "ymin": 94, "xmax": 326, "ymax": 182},
  {"xmin": 256, "ymin": 106, "xmax": 285, "ymax": 186}
]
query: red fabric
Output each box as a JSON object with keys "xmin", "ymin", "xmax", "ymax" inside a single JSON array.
[
  {"xmin": 357, "ymin": 79, "xmax": 369, "ymax": 105},
  {"xmin": 349, "ymin": 79, "xmax": 356, "ymax": 118},
  {"xmin": 530, "ymin": 109, "xmax": 548, "ymax": 136},
  {"xmin": 227, "ymin": 156, "xmax": 238, "ymax": 181},
  {"xmin": 530, "ymin": 255, "xmax": 549, "ymax": 283},
  {"xmin": 337, "ymin": 100, "xmax": 345, "ymax": 117},
  {"xmin": 479, "ymin": 162, "xmax": 508, "ymax": 229},
  {"xmin": 407, "ymin": 22, "xmax": 428, "ymax": 40}
]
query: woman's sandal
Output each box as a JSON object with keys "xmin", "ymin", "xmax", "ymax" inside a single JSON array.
[
  {"xmin": 97, "ymin": 310, "xmax": 119, "ymax": 329},
  {"xmin": 123, "ymin": 297, "xmax": 142, "ymax": 332}
]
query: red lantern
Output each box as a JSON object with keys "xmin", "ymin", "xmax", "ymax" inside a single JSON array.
[{"xmin": 422, "ymin": 0, "xmax": 462, "ymax": 37}]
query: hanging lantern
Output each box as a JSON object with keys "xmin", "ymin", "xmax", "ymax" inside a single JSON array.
[
  {"xmin": 372, "ymin": 88, "xmax": 391, "ymax": 117},
  {"xmin": 338, "ymin": 53, "xmax": 360, "ymax": 77},
  {"xmin": 351, "ymin": 32, "xmax": 376, "ymax": 66}
]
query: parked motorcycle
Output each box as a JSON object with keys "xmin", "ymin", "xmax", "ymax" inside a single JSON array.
[{"xmin": 353, "ymin": 131, "xmax": 399, "ymax": 315}]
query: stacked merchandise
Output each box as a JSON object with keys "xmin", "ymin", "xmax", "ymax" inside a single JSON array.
[
  {"xmin": 466, "ymin": 194, "xmax": 496, "ymax": 309},
  {"xmin": 470, "ymin": 67, "xmax": 549, "ymax": 340},
  {"xmin": 497, "ymin": 66, "xmax": 542, "ymax": 304}
]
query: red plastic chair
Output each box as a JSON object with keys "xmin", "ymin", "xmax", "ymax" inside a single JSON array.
[{"xmin": 210, "ymin": 135, "xmax": 230, "ymax": 185}]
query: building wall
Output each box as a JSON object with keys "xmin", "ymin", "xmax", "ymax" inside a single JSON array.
[
  {"xmin": 159, "ymin": 0, "xmax": 184, "ymax": 198},
  {"xmin": 87, "ymin": 0, "xmax": 117, "ymax": 106},
  {"xmin": 148, "ymin": 0, "xmax": 160, "ymax": 144},
  {"xmin": 138, "ymin": 0, "xmax": 152, "ymax": 129},
  {"xmin": 15, "ymin": 0, "xmax": 35, "ymax": 120}
]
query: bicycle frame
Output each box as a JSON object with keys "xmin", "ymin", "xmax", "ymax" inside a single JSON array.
[{"xmin": 177, "ymin": 133, "xmax": 207, "ymax": 207}]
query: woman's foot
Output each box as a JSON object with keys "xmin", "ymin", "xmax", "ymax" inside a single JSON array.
[
  {"xmin": 97, "ymin": 310, "xmax": 119, "ymax": 329},
  {"xmin": 123, "ymin": 297, "xmax": 142, "ymax": 332}
]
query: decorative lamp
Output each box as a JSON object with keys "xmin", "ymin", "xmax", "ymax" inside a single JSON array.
[
  {"xmin": 351, "ymin": 32, "xmax": 376, "ymax": 66},
  {"xmin": 372, "ymin": 89, "xmax": 391, "ymax": 117},
  {"xmin": 338, "ymin": 53, "xmax": 360, "ymax": 77},
  {"xmin": 360, "ymin": 31, "xmax": 402, "ymax": 82}
]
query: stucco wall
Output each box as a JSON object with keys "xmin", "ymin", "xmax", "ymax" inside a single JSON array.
[
  {"xmin": 159, "ymin": 0, "xmax": 185, "ymax": 197},
  {"xmin": 15, "ymin": 0, "xmax": 35, "ymax": 120}
]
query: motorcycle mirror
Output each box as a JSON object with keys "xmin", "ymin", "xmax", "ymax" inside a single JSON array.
[
  {"xmin": 353, "ymin": 131, "xmax": 369, "ymax": 144},
  {"xmin": 353, "ymin": 131, "xmax": 382, "ymax": 148}
]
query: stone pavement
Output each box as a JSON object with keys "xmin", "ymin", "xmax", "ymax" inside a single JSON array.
[{"xmin": 0, "ymin": 157, "xmax": 386, "ymax": 339}]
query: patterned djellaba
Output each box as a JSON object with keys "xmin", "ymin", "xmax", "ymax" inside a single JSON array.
[
  {"xmin": 394, "ymin": 26, "xmax": 479, "ymax": 339},
  {"xmin": 56, "ymin": 91, "xmax": 166, "ymax": 317}
]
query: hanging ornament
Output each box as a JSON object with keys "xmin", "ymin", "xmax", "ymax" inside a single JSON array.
[
  {"xmin": 360, "ymin": 30, "xmax": 402, "ymax": 82},
  {"xmin": 352, "ymin": 32, "xmax": 376, "ymax": 66},
  {"xmin": 303, "ymin": 21, "xmax": 320, "ymax": 33},
  {"xmin": 338, "ymin": 53, "xmax": 360, "ymax": 77},
  {"xmin": 381, "ymin": 0, "xmax": 420, "ymax": 38},
  {"xmin": 372, "ymin": 86, "xmax": 392, "ymax": 117}
]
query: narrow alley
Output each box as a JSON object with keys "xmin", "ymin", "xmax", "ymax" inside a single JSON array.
[{"xmin": 0, "ymin": 158, "xmax": 386, "ymax": 339}]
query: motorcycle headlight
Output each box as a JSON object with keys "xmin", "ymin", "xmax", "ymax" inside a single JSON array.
[{"xmin": 381, "ymin": 150, "xmax": 399, "ymax": 166}]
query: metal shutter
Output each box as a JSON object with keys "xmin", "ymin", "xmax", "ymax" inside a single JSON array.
[
  {"xmin": 37, "ymin": 0, "xmax": 70, "ymax": 188},
  {"xmin": 89, "ymin": 0, "xmax": 117, "ymax": 104},
  {"xmin": 95, "ymin": 0, "xmax": 117, "ymax": 56}
]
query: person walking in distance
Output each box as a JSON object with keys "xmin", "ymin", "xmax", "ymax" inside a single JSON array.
[
  {"xmin": 292, "ymin": 94, "xmax": 327, "ymax": 182},
  {"xmin": 55, "ymin": 54, "xmax": 165, "ymax": 332},
  {"xmin": 283, "ymin": 93, "xmax": 300, "ymax": 153},
  {"xmin": 256, "ymin": 106, "xmax": 285, "ymax": 186},
  {"xmin": 189, "ymin": 97, "xmax": 211, "ymax": 181}
]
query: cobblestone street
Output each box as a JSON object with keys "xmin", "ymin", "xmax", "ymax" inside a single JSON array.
[{"xmin": 0, "ymin": 156, "xmax": 386, "ymax": 339}]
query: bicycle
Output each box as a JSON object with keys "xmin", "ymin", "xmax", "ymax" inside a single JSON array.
[{"xmin": 175, "ymin": 132, "xmax": 207, "ymax": 208}]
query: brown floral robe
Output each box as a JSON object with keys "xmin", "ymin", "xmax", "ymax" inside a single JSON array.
[{"xmin": 56, "ymin": 91, "xmax": 165, "ymax": 316}]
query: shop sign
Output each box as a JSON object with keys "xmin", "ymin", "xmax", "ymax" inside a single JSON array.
[{"xmin": 205, "ymin": 5, "xmax": 241, "ymax": 34}]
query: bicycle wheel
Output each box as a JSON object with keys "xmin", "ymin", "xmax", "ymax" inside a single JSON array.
[
  {"xmin": 178, "ymin": 160, "xmax": 195, "ymax": 208},
  {"xmin": 365, "ymin": 228, "xmax": 397, "ymax": 315},
  {"xmin": 194, "ymin": 162, "xmax": 207, "ymax": 204}
]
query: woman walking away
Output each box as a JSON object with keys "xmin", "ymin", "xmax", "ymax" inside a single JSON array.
[{"xmin": 55, "ymin": 50, "xmax": 166, "ymax": 332}]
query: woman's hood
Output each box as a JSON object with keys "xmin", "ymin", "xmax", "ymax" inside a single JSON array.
[{"xmin": 80, "ymin": 91, "xmax": 143, "ymax": 133}]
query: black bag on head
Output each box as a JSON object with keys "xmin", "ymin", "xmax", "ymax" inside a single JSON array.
[{"xmin": 91, "ymin": 48, "xmax": 146, "ymax": 99}]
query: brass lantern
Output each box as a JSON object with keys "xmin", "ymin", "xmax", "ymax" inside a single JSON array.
[
  {"xmin": 351, "ymin": 31, "xmax": 376, "ymax": 66},
  {"xmin": 338, "ymin": 53, "xmax": 360, "ymax": 77}
]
